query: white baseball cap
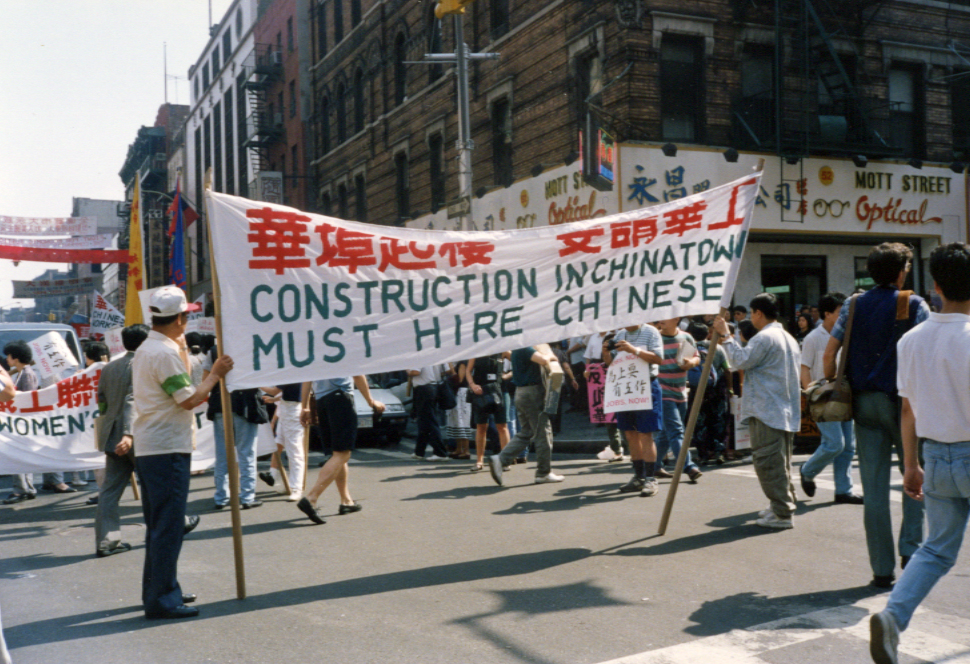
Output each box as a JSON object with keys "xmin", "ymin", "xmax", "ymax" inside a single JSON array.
[{"xmin": 149, "ymin": 285, "xmax": 202, "ymax": 317}]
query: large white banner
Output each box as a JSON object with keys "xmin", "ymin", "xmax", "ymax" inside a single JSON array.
[
  {"xmin": 0, "ymin": 215, "xmax": 98, "ymax": 236},
  {"xmin": 0, "ymin": 363, "xmax": 276, "ymax": 474},
  {"xmin": 207, "ymin": 172, "xmax": 762, "ymax": 390}
]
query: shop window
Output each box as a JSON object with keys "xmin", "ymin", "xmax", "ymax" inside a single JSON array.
[
  {"xmin": 491, "ymin": 0, "xmax": 510, "ymax": 39},
  {"xmin": 354, "ymin": 67, "xmax": 365, "ymax": 133},
  {"xmin": 355, "ymin": 173, "xmax": 367, "ymax": 221},
  {"xmin": 491, "ymin": 97, "xmax": 513, "ymax": 187},
  {"xmin": 854, "ymin": 257, "xmax": 875, "ymax": 291},
  {"xmin": 761, "ymin": 255, "xmax": 827, "ymax": 325},
  {"xmin": 395, "ymin": 151, "xmax": 410, "ymax": 220},
  {"xmin": 660, "ymin": 36, "xmax": 704, "ymax": 142},
  {"xmin": 953, "ymin": 74, "xmax": 970, "ymax": 157},
  {"xmin": 394, "ymin": 33, "xmax": 407, "ymax": 107},
  {"xmin": 429, "ymin": 133, "xmax": 446, "ymax": 212}
]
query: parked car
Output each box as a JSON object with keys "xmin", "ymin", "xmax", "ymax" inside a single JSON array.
[{"xmin": 308, "ymin": 376, "xmax": 409, "ymax": 449}]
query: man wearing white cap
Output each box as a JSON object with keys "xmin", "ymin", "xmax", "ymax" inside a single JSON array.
[{"xmin": 132, "ymin": 286, "xmax": 233, "ymax": 620}]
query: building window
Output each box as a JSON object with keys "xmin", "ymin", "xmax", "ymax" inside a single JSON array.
[
  {"xmin": 287, "ymin": 17, "xmax": 294, "ymax": 52},
  {"xmin": 660, "ymin": 36, "xmax": 704, "ymax": 142},
  {"xmin": 277, "ymin": 31, "xmax": 283, "ymax": 55},
  {"xmin": 203, "ymin": 62, "xmax": 210, "ymax": 90},
  {"xmin": 194, "ymin": 76, "xmax": 200, "ymax": 102},
  {"xmin": 236, "ymin": 8, "xmax": 243, "ymax": 35},
  {"xmin": 890, "ymin": 66, "xmax": 923, "ymax": 158},
  {"xmin": 334, "ymin": 0, "xmax": 344, "ymax": 44},
  {"xmin": 355, "ymin": 173, "xmax": 367, "ymax": 221},
  {"xmin": 319, "ymin": 95, "xmax": 331, "ymax": 153},
  {"xmin": 212, "ymin": 44, "xmax": 220, "ymax": 74},
  {"xmin": 736, "ymin": 46, "xmax": 774, "ymax": 148},
  {"xmin": 336, "ymin": 81, "xmax": 347, "ymax": 143},
  {"xmin": 194, "ymin": 127, "xmax": 205, "ymax": 281},
  {"xmin": 338, "ymin": 183, "xmax": 349, "ymax": 219},
  {"xmin": 395, "ymin": 152, "xmax": 410, "ymax": 220},
  {"xmin": 575, "ymin": 49, "xmax": 607, "ymax": 187},
  {"xmin": 952, "ymin": 74, "xmax": 970, "ymax": 157},
  {"xmin": 429, "ymin": 133, "xmax": 445, "ymax": 212},
  {"xmin": 289, "ymin": 80, "xmax": 297, "ymax": 118},
  {"xmin": 394, "ymin": 33, "xmax": 407, "ymax": 107},
  {"xmin": 321, "ymin": 191, "xmax": 332, "ymax": 216},
  {"xmin": 224, "ymin": 87, "xmax": 235, "ymax": 195},
  {"xmin": 292, "ymin": 144, "xmax": 299, "ymax": 185},
  {"xmin": 353, "ymin": 68, "xmax": 365, "ymax": 133},
  {"xmin": 213, "ymin": 102, "xmax": 223, "ymax": 193},
  {"xmin": 491, "ymin": 97, "xmax": 513, "ymax": 187},
  {"xmin": 222, "ymin": 28, "xmax": 232, "ymax": 60},
  {"xmin": 237, "ymin": 74, "xmax": 249, "ymax": 197},
  {"xmin": 491, "ymin": 0, "xmax": 510, "ymax": 39},
  {"xmin": 316, "ymin": 4, "xmax": 328, "ymax": 58},
  {"xmin": 428, "ymin": 8, "xmax": 443, "ymax": 84},
  {"xmin": 351, "ymin": 0, "xmax": 362, "ymax": 27}
]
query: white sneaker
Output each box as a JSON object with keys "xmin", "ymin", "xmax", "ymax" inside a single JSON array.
[
  {"xmin": 286, "ymin": 491, "xmax": 303, "ymax": 502},
  {"xmin": 758, "ymin": 507, "xmax": 773, "ymax": 519},
  {"xmin": 410, "ymin": 453, "xmax": 424, "ymax": 460},
  {"xmin": 426, "ymin": 455, "xmax": 449, "ymax": 462},
  {"xmin": 870, "ymin": 611, "xmax": 900, "ymax": 664},
  {"xmin": 535, "ymin": 473, "xmax": 565, "ymax": 484},
  {"xmin": 756, "ymin": 512, "xmax": 793, "ymax": 529}
]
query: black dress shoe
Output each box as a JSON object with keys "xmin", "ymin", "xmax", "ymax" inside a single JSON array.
[
  {"xmin": 145, "ymin": 605, "xmax": 199, "ymax": 620},
  {"xmin": 181, "ymin": 593, "xmax": 197, "ymax": 604},
  {"xmin": 183, "ymin": 515, "xmax": 200, "ymax": 534},
  {"xmin": 3, "ymin": 492, "xmax": 34, "ymax": 504},
  {"xmin": 834, "ymin": 492, "xmax": 864, "ymax": 505},
  {"xmin": 800, "ymin": 472, "xmax": 816, "ymax": 498},
  {"xmin": 297, "ymin": 497, "xmax": 326, "ymax": 524},
  {"xmin": 96, "ymin": 542, "xmax": 132, "ymax": 558},
  {"xmin": 42, "ymin": 484, "xmax": 77, "ymax": 493},
  {"xmin": 338, "ymin": 502, "xmax": 362, "ymax": 515},
  {"xmin": 258, "ymin": 471, "xmax": 275, "ymax": 487},
  {"xmin": 871, "ymin": 575, "xmax": 895, "ymax": 589},
  {"xmin": 901, "ymin": 555, "xmax": 911, "ymax": 570},
  {"xmin": 86, "ymin": 495, "xmax": 99, "ymax": 505},
  {"xmin": 241, "ymin": 500, "xmax": 263, "ymax": 510},
  {"xmin": 213, "ymin": 502, "xmax": 228, "ymax": 510}
]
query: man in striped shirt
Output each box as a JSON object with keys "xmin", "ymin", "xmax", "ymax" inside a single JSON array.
[{"xmin": 655, "ymin": 318, "xmax": 703, "ymax": 481}]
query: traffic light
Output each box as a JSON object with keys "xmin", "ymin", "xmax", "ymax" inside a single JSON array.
[{"xmin": 435, "ymin": 0, "xmax": 475, "ymax": 19}]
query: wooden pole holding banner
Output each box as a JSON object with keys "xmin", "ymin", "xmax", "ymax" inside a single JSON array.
[
  {"xmin": 302, "ymin": 387, "xmax": 313, "ymax": 492},
  {"xmin": 203, "ymin": 169, "xmax": 247, "ymax": 599},
  {"xmin": 129, "ymin": 475, "xmax": 140, "ymax": 501},
  {"xmin": 273, "ymin": 450, "xmax": 292, "ymax": 494},
  {"xmin": 658, "ymin": 158, "xmax": 765, "ymax": 536}
]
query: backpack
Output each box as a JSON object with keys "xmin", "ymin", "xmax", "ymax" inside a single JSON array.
[{"xmin": 687, "ymin": 346, "xmax": 718, "ymax": 390}]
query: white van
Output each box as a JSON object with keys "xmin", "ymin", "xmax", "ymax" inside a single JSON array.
[{"xmin": 0, "ymin": 323, "xmax": 83, "ymax": 368}]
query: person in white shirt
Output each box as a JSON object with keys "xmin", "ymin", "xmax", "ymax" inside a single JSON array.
[
  {"xmin": 408, "ymin": 365, "xmax": 450, "ymax": 460},
  {"xmin": 870, "ymin": 243, "xmax": 970, "ymax": 664},
  {"xmin": 799, "ymin": 292, "xmax": 863, "ymax": 505}
]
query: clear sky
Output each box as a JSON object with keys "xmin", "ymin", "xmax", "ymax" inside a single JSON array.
[{"xmin": 0, "ymin": 0, "xmax": 233, "ymax": 308}]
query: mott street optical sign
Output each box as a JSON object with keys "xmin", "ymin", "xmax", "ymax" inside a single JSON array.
[
  {"xmin": 206, "ymin": 171, "xmax": 761, "ymax": 390},
  {"xmin": 0, "ymin": 215, "xmax": 98, "ymax": 236}
]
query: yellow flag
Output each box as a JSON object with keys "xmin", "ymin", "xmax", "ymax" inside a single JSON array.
[{"xmin": 124, "ymin": 178, "xmax": 145, "ymax": 325}]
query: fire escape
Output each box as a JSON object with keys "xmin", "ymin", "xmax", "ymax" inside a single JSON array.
[{"xmin": 243, "ymin": 44, "xmax": 285, "ymax": 185}]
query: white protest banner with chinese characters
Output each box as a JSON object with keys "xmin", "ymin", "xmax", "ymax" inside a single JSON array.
[
  {"xmin": 207, "ymin": 172, "xmax": 761, "ymax": 390},
  {"xmin": 90, "ymin": 290, "xmax": 126, "ymax": 336},
  {"xmin": 0, "ymin": 363, "xmax": 275, "ymax": 474},
  {"xmin": 187, "ymin": 317, "xmax": 216, "ymax": 334},
  {"xmin": 28, "ymin": 332, "xmax": 79, "ymax": 382},
  {"xmin": 585, "ymin": 363, "xmax": 615, "ymax": 424},
  {"xmin": 105, "ymin": 327, "xmax": 125, "ymax": 359},
  {"xmin": 0, "ymin": 233, "xmax": 114, "ymax": 250},
  {"xmin": 0, "ymin": 215, "xmax": 98, "ymax": 236},
  {"xmin": 603, "ymin": 352, "xmax": 654, "ymax": 413}
]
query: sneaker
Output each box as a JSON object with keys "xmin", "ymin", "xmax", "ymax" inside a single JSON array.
[
  {"xmin": 640, "ymin": 478, "xmax": 659, "ymax": 497},
  {"xmin": 869, "ymin": 611, "xmax": 900, "ymax": 664},
  {"xmin": 70, "ymin": 480, "xmax": 89, "ymax": 488},
  {"xmin": 258, "ymin": 471, "xmax": 276, "ymax": 487},
  {"xmin": 655, "ymin": 467, "xmax": 673, "ymax": 479},
  {"xmin": 758, "ymin": 507, "xmax": 773, "ymax": 519},
  {"xmin": 286, "ymin": 491, "xmax": 303, "ymax": 502},
  {"xmin": 618, "ymin": 476, "xmax": 646, "ymax": 493},
  {"xmin": 410, "ymin": 453, "xmax": 424, "ymax": 460},
  {"xmin": 755, "ymin": 512, "xmax": 793, "ymax": 529},
  {"xmin": 426, "ymin": 455, "xmax": 450, "ymax": 462},
  {"xmin": 535, "ymin": 473, "xmax": 564, "ymax": 484},
  {"xmin": 488, "ymin": 455, "xmax": 504, "ymax": 486},
  {"xmin": 687, "ymin": 467, "xmax": 703, "ymax": 482}
]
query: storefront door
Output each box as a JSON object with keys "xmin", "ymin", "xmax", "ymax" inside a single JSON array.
[{"xmin": 761, "ymin": 255, "xmax": 827, "ymax": 324}]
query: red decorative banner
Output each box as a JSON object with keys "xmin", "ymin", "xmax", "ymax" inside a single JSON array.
[{"xmin": 0, "ymin": 245, "xmax": 132, "ymax": 264}]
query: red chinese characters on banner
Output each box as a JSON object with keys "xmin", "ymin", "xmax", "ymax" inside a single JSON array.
[
  {"xmin": 246, "ymin": 208, "xmax": 313, "ymax": 274},
  {"xmin": 610, "ymin": 218, "xmax": 657, "ymax": 249},
  {"xmin": 708, "ymin": 178, "xmax": 758, "ymax": 231},
  {"xmin": 315, "ymin": 223, "xmax": 377, "ymax": 273},
  {"xmin": 557, "ymin": 228, "xmax": 605, "ymax": 257},
  {"xmin": 56, "ymin": 372, "xmax": 97, "ymax": 409},
  {"xmin": 19, "ymin": 391, "xmax": 53, "ymax": 414},
  {"xmin": 663, "ymin": 200, "xmax": 707, "ymax": 237},
  {"xmin": 378, "ymin": 238, "xmax": 438, "ymax": 272},
  {"xmin": 0, "ymin": 399, "xmax": 16, "ymax": 414},
  {"xmin": 438, "ymin": 241, "xmax": 496, "ymax": 268}
]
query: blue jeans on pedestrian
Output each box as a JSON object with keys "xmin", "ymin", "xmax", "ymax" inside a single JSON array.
[
  {"xmin": 654, "ymin": 399, "xmax": 697, "ymax": 474},
  {"xmin": 801, "ymin": 419, "xmax": 856, "ymax": 496},
  {"xmin": 886, "ymin": 440, "xmax": 970, "ymax": 630},
  {"xmin": 213, "ymin": 413, "xmax": 258, "ymax": 506},
  {"xmin": 854, "ymin": 391, "xmax": 924, "ymax": 578}
]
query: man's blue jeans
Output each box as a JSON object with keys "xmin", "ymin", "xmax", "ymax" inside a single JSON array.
[
  {"xmin": 801, "ymin": 419, "xmax": 856, "ymax": 495},
  {"xmin": 886, "ymin": 440, "xmax": 970, "ymax": 630},
  {"xmin": 654, "ymin": 399, "xmax": 698, "ymax": 473},
  {"xmin": 854, "ymin": 391, "xmax": 924, "ymax": 578},
  {"xmin": 213, "ymin": 413, "xmax": 258, "ymax": 506}
]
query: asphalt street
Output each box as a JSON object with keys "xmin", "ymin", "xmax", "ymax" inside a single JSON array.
[{"xmin": 2, "ymin": 441, "xmax": 969, "ymax": 664}]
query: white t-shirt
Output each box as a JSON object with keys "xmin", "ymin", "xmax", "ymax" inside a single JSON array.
[
  {"xmin": 800, "ymin": 324, "xmax": 831, "ymax": 382},
  {"xmin": 568, "ymin": 336, "xmax": 587, "ymax": 364},
  {"xmin": 584, "ymin": 332, "xmax": 608, "ymax": 362},
  {"xmin": 897, "ymin": 312, "xmax": 970, "ymax": 443},
  {"xmin": 409, "ymin": 365, "xmax": 443, "ymax": 387}
]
